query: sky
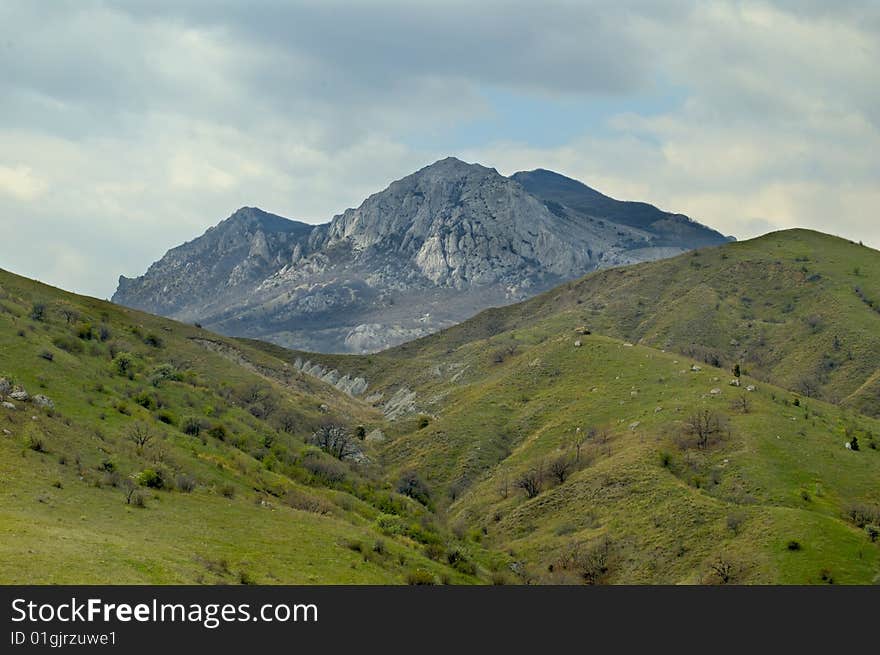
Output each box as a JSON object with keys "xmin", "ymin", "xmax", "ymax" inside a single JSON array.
[{"xmin": 1, "ymin": 0, "xmax": 878, "ymax": 299}]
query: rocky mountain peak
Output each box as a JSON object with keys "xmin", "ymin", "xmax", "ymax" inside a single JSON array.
[{"xmin": 113, "ymin": 158, "xmax": 732, "ymax": 353}]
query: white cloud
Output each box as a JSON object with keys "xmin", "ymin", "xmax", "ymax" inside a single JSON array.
[{"xmin": 0, "ymin": 165, "xmax": 47, "ymax": 201}]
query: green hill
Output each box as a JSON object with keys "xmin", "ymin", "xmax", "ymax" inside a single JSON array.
[
  {"xmin": 0, "ymin": 268, "xmax": 485, "ymax": 584},
  {"xmin": 3, "ymin": 227, "xmax": 880, "ymax": 584},
  {"xmin": 386, "ymin": 229, "xmax": 880, "ymax": 417},
  {"xmin": 247, "ymin": 230, "xmax": 880, "ymax": 584}
]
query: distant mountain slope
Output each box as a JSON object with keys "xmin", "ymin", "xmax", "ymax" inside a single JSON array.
[
  {"xmin": 511, "ymin": 168, "xmax": 733, "ymax": 247},
  {"xmin": 113, "ymin": 158, "xmax": 730, "ymax": 353},
  {"xmin": 385, "ymin": 229, "xmax": 880, "ymax": 417}
]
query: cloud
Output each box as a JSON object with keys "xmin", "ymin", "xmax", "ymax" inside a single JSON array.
[
  {"xmin": 0, "ymin": 0, "xmax": 877, "ymax": 297},
  {"xmin": 0, "ymin": 165, "xmax": 47, "ymax": 200}
]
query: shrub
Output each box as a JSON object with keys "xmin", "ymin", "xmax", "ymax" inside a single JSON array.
[
  {"xmin": 207, "ymin": 423, "xmax": 227, "ymax": 441},
  {"xmin": 865, "ymin": 525, "xmax": 879, "ymax": 543},
  {"xmin": 143, "ymin": 333, "xmax": 164, "ymax": 348},
  {"xmin": 133, "ymin": 390, "xmax": 157, "ymax": 410},
  {"xmin": 74, "ymin": 322, "xmax": 93, "ymax": 340},
  {"xmin": 397, "ymin": 470, "xmax": 431, "ymax": 506},
  {"xmin": 447, "ymin": 549, "xmax": 477, "ymax": 576},
  {"xmin": 30, "ymin": 303, "xmax": 46, "ymax": 321},
  {"xmin": 847, "ymin": 504, "xmax": 880, "ymax": 528},
  {"xmin": 284, "ymin": 489, "xmax": 333, "ymax": 515},
  {"xmin": 156, "ymin": 411, "xmax": 176, "ymax": 425},
  {"xmin": 27, "ymin": 434, "xmax": 47, "ymax": 453},
  {"xmin": 182, "ymin": 416, "xmax": 204, "ymax": 437},
  {"xmin": 405, "ymin": 569, "xmax": 436, "ymax": 585},
  {"xmin": 53, "ymin": 336, "xmax": 84, "ymax": 354},
  {"xmin": 726, "ymin": 511, "xmax": 746, "ymax": 535},
  {"xmin": 516, "ymin": 467, "xmax": 543, "ymax": 499},
  {"xmin": 786, "ymin": 540, "xmax": 802, "ymax": 551},
  {"xmin": 39, "ymin": 350, "xmax": 54, "ymax": 362},
  {"xmin": 303, "ymin": 454, "xmax": 346, "ymax": 484},
  {"xmin": 219, "ymin": 484, "xmax": 235, "ymax": 499},
  {"xmin": 423, "ymin": 543, "xmax": 445, "ymax": 561},
  {"xmin": 309, "ymin": 424, "xmax": 359, "ymax": 460},
  {"xmin": 113, "ymin": 352, "xmax": 136, "ymax": 378},
  {"xmin": 175, "ymin": 474, "xmax": 197, "ymax": 493},
  {"xmin": 138, "ymin": 468, "xmax": 165, "ymax": 489}
]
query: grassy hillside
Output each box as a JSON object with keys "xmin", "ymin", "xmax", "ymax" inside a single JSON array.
[
  {"xmin": 0, "ymin": 268, "xmax": 486, "ymax": 584},
  {"xmin": 4, "ymin": 227, "xmax": 880, "ymax": 584},
  {"xmin": 247, "ymin": 230, "xmax": 880, "ymax": 584},
  {"xmin": 381, "ymin": 229, "xmax": 880, "ymax": 417}
]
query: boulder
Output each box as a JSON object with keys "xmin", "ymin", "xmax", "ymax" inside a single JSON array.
[
  {"xmin": 365, "ymin": 429, "xmax": 386, "ymax": 444},
  {"xmin": 574, "ymin": 340, "xmax": 582, "ymax": 348},
  {"xmin": 746, "ymin": 385, "xmax": 756, "ymax": 392},
  {"xmin": 629, "ymin": 421, "xmax": 640, "ymax": 430},
  {"xmin": 691, "ymin": 365, "xmax": 702, "ymax": 372},
  {"xmin": 0, "ymin": 378, "xmax": 10, "ymax": 397},
  {"xmin": 729, "ymin": 379, "xmax": 741, "ymax": 387},
  {"xmin": 33, "ymin": 395, "xmax": 55, "ymax": 409},
  {"xmin": 10, "ymin": 390, "xmax": 28, "ymax": 402},
  {"xmin": 1, "ymin": 402, "xmax": 15, "ymax": 410},
  {"xmin": 709, "ymin": 388, "xmax": 722, "ymax": 395}
]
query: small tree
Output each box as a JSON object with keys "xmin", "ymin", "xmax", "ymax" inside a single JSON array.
[
  {"xmin": 731, "ymin": 394, "xmax": 751, "ymax": 414},
  {"xmin": 397, "ymin": 470, "xmax": 431, "ymax": 506},
  {"xmin": 516, "ymin": 466, "xmax": 543, "ymax": 499},
  {"xmin": 732, "ymin": 363, "xmax": 741, "ymax": 378},
  {"xmin": 710, "ymin": 557, "xmax": 735, "ymax": 584},
  {"xmin": 850, "ymin": 435, "xmax": 860, "ymax": 451},
  {"xmin": 549, "ymin": 456, "xmax": 572, "ymax": 484},
  {"xmin": 683, "ymin": 409, "xmax": 726, "ymax": 449},
  {"xmin": 309, "ymin": 424, "xmax": 359, "ymax": 460},
  {"xmin": 30, "ymin": 303, "xmax": 46, "ymax": 322},
  {"xmin": 127, "ymin": 422, "xmax": 153, "ymax": 451}
]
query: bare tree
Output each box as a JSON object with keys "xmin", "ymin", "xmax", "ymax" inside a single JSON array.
[
  {"xmin": 122, "ymin": 478, "xmax": 138, "ymax": 504},
  {"xmin": 549, "ymin": 456, "xmax": 572, "ymax": 484},
  {"xmin": 59, "ymin": 307, "xmax": 79, "ymax": 325},
  {"xmin": 516, "ymin": 465, "xmax": 543, "ymax": 499},
  {"xmin": 127, "ymin": 422, "xmax": 153, "ymax": 451},
  {"xmin": 683, "ymin": 409, "xmax": 726, "ymax": 449},
  {"xmin": 710, "ymin": 557, "xmax": 735, "ymax": 584},
  {"xmin": 309, "ymin": 424, "xmax": 359, "ymax": 460},
  {"xmin": 731, "ymin": 394, "xmax": 751, "ymax": 414}
]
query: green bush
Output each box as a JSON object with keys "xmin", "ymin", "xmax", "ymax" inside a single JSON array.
[
  {"xmin": 182, "ymin": 416, "xmax": 203, "ymax": 437},
  {"xmin": 405, "ymin": 569, "xmax": 435, "ymax": 585},
  {"xmin": 53, "ymin": 335, "xmax": 83, "ymax": 354},
  {"xmin": 397, "ymin": 470, "xmax": 431, "ymax": 506},
  {"xmin": 133, "ymin": 391, "xmax": 157, "ymax": 410},
  {"xmin": 138, "ymin": 468, "xmax": 165, "ymax": 489},
  {"xmin": 113, "ymin": 352, "xmax": 136, "ymax": 379}
]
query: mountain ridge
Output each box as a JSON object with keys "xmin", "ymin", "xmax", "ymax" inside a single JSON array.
[{"xmin": 113, "ymin": 157, "xmax": 732, "ymax": 353}]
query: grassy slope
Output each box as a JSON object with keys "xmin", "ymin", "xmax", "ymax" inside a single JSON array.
[
  {"xmin": 0, "ymin": 268, "xmax": 483, "ymax": 584},
  {"xmin": 383, "ymin": 229, "xmax": 880, "ymax": 416},
  {"xmin": 248, "ymin": 231, "xmax": 880, "ymax": 584}
]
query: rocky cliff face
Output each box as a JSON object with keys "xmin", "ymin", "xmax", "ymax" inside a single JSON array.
[{"xmin": 113, "ymin": 158, "xmax": 732, "ymax": 353}]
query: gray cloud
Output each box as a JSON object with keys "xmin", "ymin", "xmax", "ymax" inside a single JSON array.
[{"xmin": 0, "ymin": 1, "xmax": 877, "ymax": 297}]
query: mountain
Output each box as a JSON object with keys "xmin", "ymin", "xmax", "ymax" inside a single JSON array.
[
  {"xmin": 113, "ymin": 158, "xmax": 731, "ymax": 353},
  {"xmin": 511, "ymin": 168, "xmax": 731, "ymax": 247},
  {"xmin": 243, "ymin": 230, "xmax": 880, "ymax": 584}
]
